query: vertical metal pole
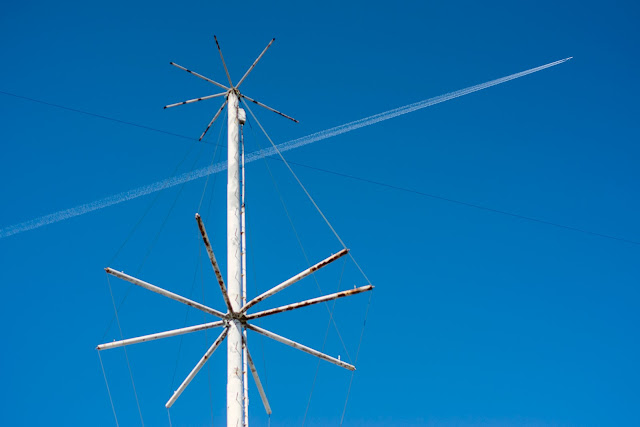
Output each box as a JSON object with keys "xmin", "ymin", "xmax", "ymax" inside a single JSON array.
[
  {"xmin": 241, "ymin": 123, "xmax": 249, "ymax": 427},
  {"xmin": 227, "ymin": 90, "xmax": 244, "ymax": 427}
]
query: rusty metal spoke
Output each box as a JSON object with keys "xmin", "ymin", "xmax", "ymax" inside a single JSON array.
[
  {"xmin": 246, "ymin": 285, "xmax": 373, "ymax": 320},
  {"xmin": 196, "ymin": 213, "xmax": 234, "ymax": 312},
  {"xmin": 241, "ymin": 249, "xmax": 348, "ymax": 313}
]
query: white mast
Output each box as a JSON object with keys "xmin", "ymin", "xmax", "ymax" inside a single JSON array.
[
  {"xmin": 97, "ymin": 36, "xmax": 372, "ymax": 427},
  {"xmin": 226, "ymin": 89, "xmax": 244, "ymax": 426}
]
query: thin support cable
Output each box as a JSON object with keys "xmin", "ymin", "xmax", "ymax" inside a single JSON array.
[
  {"xmin": 245, "ymin": 117, "xmax": 352, "ymax": 363},
  {"xmin": 339, "ymin": 290, "xmax": 374, "ymax": 426},
  {"xmin": 245, "ymin": 215, "xmax": 270, "ymax": 397},
  {"xmin": 102, "ymin": 136, "xmax": 212, "ymax": 339},
  {"xmin": 242, "ymin": 101, "xmax": 373, "ymax": 286},
  {"xmin": 106, "ymin": 274, "xmax": 145, "ymax": 427},
  {"xmin": 198, "ymin": 119, "xmax": 225, "ymax": 212},
  {"xmin": 241, "ymin": 124, "xmax": 250, "ymax": 427},
  {"xmin": 98, "ymin": 351, "xmax": 120, "ymax": 427},
  {"xmin": 245, "ymin": 128, "xmax": 273, "ymax": 421},
  {"xmin": 167, "ymin": 408, "xmax": 173, "ymax": 427},
  {"xmin": 242, "ymin": 102, "xmax": 344, "ymax": 247},
  {"xmin": 137, "ymin": 140, "xmax": 209, "ymax": 273},
  {"xmin": 108, "ymin": 138, "xmax": 200, "ymax": 267},
  {"xmin": 0, "ymin": 90, "xmax": 201, "ymax": 142},
  {"xmin": 302, "ymin": 257, "xmax": 348, "ymax": 426},
  {"xmin": 170, "ymin": 244, "xmax": 202, "ymax": 389},
  {"xmin": 101, "ymin": 137, "xmax": 201, "ymax": 340}
]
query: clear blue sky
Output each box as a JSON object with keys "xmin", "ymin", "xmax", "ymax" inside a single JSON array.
[{"xmin": 1, "ymin": 1, "xmax": 639, "ymax": 426}]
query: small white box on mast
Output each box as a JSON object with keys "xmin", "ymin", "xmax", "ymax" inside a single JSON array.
[{"xmin": 238, "ymin": 108, "xmax": 246, "ymax": 125}]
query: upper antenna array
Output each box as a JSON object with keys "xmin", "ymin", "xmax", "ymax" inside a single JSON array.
[{"xmin": 164, "ymin": 35, "xmax": 298, "ymax": 141}]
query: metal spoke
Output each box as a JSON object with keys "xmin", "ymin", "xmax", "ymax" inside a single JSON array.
[
  {"xmin": 242, "ymin": 249, "xmax": 348, "ymax": 313},
  {"xmin": 200, "ymin": 99, "xmax": 228, "ymax": 141},
  {"xmin": 236, "ymin": 38, "xmax": 275, "ymax": 89},
  {"xmin": 196, "ymin": 213, "xmax": 233, "ymax": 312},
  {"xmin": 105, "ymin": 268, "xmax": 226, "ymax": 319},
  {"xmin": 169, "ymin": 61, "xmax": 229, "ymax": 91},
  {"xmin": 241, "ymin": 334, "xmax": 272, "ymax": 415},
  {"xmin": 246, "ymin": 285, "xmax": 373, "ymax": 320},
  {"xmin": 213, "ymin": 35, "xmax": 234, "ymax": 87},
  {"xmin": 97, "ymin": 320, "xmax": 224, "ymax": 351},
  {"xmin": 164, "ymin": 92, "xmax": 227, "ymax": 109},
  {"xmin": 245, "ymin": 323, "xmax": 355, "ymax": 371},
  {"xmin": 166, "ymin": 327, "xmax": 229, "ymax": 408},
  {"xmin": 241, "ymin": 95, "xmax": 299, "ymax": 123}
]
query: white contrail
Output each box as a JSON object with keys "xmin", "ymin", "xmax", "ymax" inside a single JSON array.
[{"xmin": 0, "ymin": 57, "xmax": 571, "ymax": 240}]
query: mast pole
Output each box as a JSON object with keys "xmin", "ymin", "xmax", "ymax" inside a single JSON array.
[
  {"xmin": 241, "ymin": 119, "xmax": 249, "ymax": 427},
  {"xmin": 227, "ymin": 89, "xmax": 244, "ymax": 427}
]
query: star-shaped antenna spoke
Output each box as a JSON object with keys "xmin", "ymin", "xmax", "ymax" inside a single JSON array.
[
  {"xmin": 169, "ymin": 61, "xmax": 229, "ymax": 91},
  {"xmin": 164, "ymin": 92, "xmax": 227, "ymax": 110},
  {"xmin": 214, "ymin": 35, "xmax": 234, "ymax": 88},
  {"xmin": 236, "ymin": 38, "xmax": 275, "ymax": 89},
  {"xmin": 241, "ymin": 94, "xmax": 299, "ymax": 123},
  {"xmin": 242, "ymin": 333, "xmax": 271, "ymax": 414},
  {"xmin": 200, "ymin": 99, "xmax": 227, "ymax": 141},
  {"xmin": 97, "ymin": 213, "xmax": 373, "ymax": 410},
  {"xmin": 166, "ymin": 326, "xmax": 229, "ymax": 408},
  {"xmin": 104, "ymin": 268, "xmax": 226, "ymax": 319}
]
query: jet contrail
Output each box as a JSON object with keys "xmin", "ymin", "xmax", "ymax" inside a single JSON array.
[{"xmin": 0, "ymin": 57, "xmax": 571, "ymax": 240}]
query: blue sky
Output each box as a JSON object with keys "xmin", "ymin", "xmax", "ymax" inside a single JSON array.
[{"xmin": 1, "ymin": 1, "xmax": 639, "ymax": 426}]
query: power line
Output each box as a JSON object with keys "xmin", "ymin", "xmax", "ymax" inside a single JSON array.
[
  {"xmin": 0, "ymin": 90, "xmax": 201, "ymax": 142},
  {"xmin": 266, "ymin": 157, "xmax": 640, "ymax": 246}
]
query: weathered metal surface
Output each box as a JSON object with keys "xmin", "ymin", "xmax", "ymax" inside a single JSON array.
[
  {"xmin": 96, "ymin": 320, "xmax": 225, "ymax": 351},
  {"xmin": 169, "ymin": 61, "xmax": 229, "ymax": 91},
  {"xmin": 242, "ymin": 334, "xmax": 271, "ymax": 415},
  {"xmin": 164, "ymin": 92, "xmax": 227, "ymax": 109},
  {"xmin": 226, "ymin": 90, "xmax": 245, "ymax": 427},
  {"xmin": 200, "ymin": 98, "xmax": 228, "ymax": 141},
  {"xmin": 240, "ymin": 94, "xmax": 299, "ymax": 123},
  {"xmin": 105, "ymin": 267, "xmax": 226, "ymax": 319},
  {"xmin": 241, "ymin": 249, "xmax": 349, "ymax": 313},
  {"xmin": 236, "ymin": 38, "xmax": 275, "ymax": 89},
  {"xmin": 196, "ymin": 213, "xmax": 234, "ymax": 313},
  {"xmin": 246, "ymin": 285, "xmax": 373, "ymax": 320},
  {"xmin": 166, "ymin": 327, "xmax": 229, "ymax": 408},
  {"xmin": 245, "ymin": 323, "xmax": 355, "ymax": 371}
]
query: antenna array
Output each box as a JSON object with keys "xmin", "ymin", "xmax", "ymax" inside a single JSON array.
[{"xmin": 97, "ymin": 36, "xmax": 372, "ymax": 427}]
